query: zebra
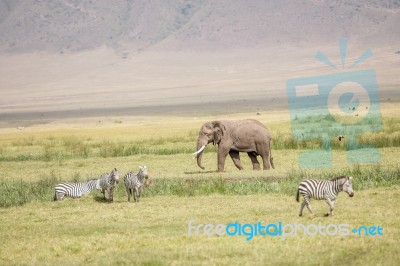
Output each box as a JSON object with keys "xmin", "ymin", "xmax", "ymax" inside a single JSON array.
[
  {"xmin": 54, "ymin": 179, "xmax": 99, "ymax": 201},
  {"xmin": 124, "ymin": 166, "xmax": 148, "ymax": 202},
  {"xmin": 98, "ymin": 168, "xmax": 120, "ymax": 203},
  {"xmin": 296, "ymin": 176, "xmax": 354, "ymax": 217}
]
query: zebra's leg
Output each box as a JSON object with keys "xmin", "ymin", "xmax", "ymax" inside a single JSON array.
[
  {"xmin": 138, "ymin": 187, "xmax": 142, "ymax": 202},
  {"xmin": 324, "ymin": 198, "xmax": 335, "ymax": 216},
  {"xmin": 299, "ymin": 200, "xmax": 306, "ymax": 216},
  {"xmin": 304, "ymin": 196, "xmax": 314, "ymax": 216},
  {"xmin": 54, "ymin": 192, "xmax": 60, "ymax": 201},
  {"xmin": 109, "ymin": 187, "xmax": 114, "ymax": 203},
  {"xmin": 56, "ymin": 192, "xmax": 64, "ymax": 201},
  {"xmin": 133, "ymin": 187, "xmax": 138, "ymax": 202},
  {"xmin": 136, "ymin": 187, "xmax": 141, "ymax": 202},
  {"xmin": 126, "ymin": 187, "xmax": 131, "ymax": 202}
]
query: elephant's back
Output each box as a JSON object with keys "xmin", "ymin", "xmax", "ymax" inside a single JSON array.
[{"xmin": 232, "ymin": 120, "xmax": 271, "ymax": 138}]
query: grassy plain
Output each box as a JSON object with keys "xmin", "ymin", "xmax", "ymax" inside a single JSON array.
[
  {"xmin": 1, "ymin": 189, "xmax": 399, "ymax": 265},
  {"xmin": 0, "ymin": 105, "xmax": 399, "ymax": 265}
]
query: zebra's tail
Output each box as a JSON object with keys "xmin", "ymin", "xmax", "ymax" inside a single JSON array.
[
  {"xmin": 53, "ymin": 190, "xmax": 57, "ymax": 201},
  {"xmin": 296, "ymin": 188, "xmax": 300, "ymax": 202}
]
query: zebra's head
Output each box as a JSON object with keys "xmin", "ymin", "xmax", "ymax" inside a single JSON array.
[
  {"xmin": 342, "ymin": 176, "xmax": 354, "ymax": 197},
  {"xmin": 139, "ymin": 166, "xmax": 149, "ymax": 179},
  {"xmin": 110, "ymin": 168, "xmax": 120, "ymax": 184}
]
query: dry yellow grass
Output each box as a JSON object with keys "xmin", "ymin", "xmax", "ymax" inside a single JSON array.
[
  {"xmin": 0, "ymin": 188, "xmax": 399, "ymax": 265},
  {"xmin": 0, "ymin": 102, "xmax": 399, "ymax": 265}
]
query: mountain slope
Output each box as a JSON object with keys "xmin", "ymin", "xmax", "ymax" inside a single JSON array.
[
  {"xmin": 0, "ymin": 0, "xmax": 399, "ymax": 125},
  {"xmin": 0, "ymin": 0, "xmax": 399, "ymax": 54}
]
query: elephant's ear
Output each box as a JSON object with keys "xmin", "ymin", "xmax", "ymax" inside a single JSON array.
[
  {"xmin": 211, "ymin": 121, "xmax": 225, "ymax": 134},
  {"xmin": 213, "ymin": 132, "xmax": 221, "ymax": 145},
  {"xmin": 212, "ymin": 121, "xmax": 225, "ymax": 145}
]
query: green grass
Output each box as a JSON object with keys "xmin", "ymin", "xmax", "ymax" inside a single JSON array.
[
  {"xmin": 0, "ymin": 116, "xmax": 399, "ymax": 162},
  {"xmin": 0, "ymin": 109, "xmax": 399, "ymax": 265},
  {"xmin": 1, "ymin": 164, "xmax": 399, "ymax": 208},
  {"xmin": 0, "ymin": 189, "xmax": 399, "ymax": 265}
]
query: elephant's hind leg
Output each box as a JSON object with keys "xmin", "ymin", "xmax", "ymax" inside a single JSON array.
[
  {"xmin": 229, "ymin": 150, "xmax": 244, "ymax": 170},
  {"xmin": 247, "ymin": 152, "xmax": 261, "ymax": 170},
  {"xmin": 258, "ymin": 152, "xmax": 271, "ymax": 170},
  {"xmin": 255, "ymin": 143, "xmax": 271, "ymax": 170}
]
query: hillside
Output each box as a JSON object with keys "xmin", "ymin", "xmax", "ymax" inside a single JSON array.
[
  {"xmin": 1, "ymin": 0, "xmax": 399, "ymax": 53},
  {"xmin": 0, "ymin": 0, "xmax": 399, "ymax": 126}
]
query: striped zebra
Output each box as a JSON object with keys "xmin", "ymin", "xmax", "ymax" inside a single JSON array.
[
  {"xmin": 124, "ymin": 166, "xmax": 148, "ymax": 202},
  {"xmin": 54, "ymin": 179, "xmax": 99, "ymax": 201},
  {"xmin": 296, "ymin": 176, "xmax": 354, "ymax": 217},
  {"xmin": 98, "ymin": 168, "xmax": 120, "ymax": 203}
]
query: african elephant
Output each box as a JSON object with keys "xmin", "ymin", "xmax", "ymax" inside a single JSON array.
[{"xmin": 193, "ymin": 119, "xmax": 274, "ymax": 172}]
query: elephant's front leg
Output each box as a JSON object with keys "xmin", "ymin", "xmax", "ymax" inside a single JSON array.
[
  {"xmin": 247, "ymin": 152, "xmax": 261, "ymax": 170},
  {"xmin": 217, "ymin": 146, "xmax": 230, "ymax": 172},
  {"xmin": 229, "ymin": 150, "xmax": 244, "ymax": 170}
]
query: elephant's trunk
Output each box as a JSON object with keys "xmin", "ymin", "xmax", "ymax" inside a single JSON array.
[
  {"xmin": 197, "ymin": 151, "xmax": 205, "ymax": 170},
  {"xmin": 194, "ymin": 143, "xmax": 206, "ymax": 170}
]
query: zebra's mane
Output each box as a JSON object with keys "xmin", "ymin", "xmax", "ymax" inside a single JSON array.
[
  {"xmin": 330, "ymin": 175, "xmax": 348, "ymax": 182},
  {"xmin": 80, "ymin": 179, "xmax": 98, "ymax": 183}
]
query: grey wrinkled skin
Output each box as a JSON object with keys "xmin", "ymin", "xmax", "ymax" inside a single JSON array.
[{"xmin": 195, "ymin": 119, "xmax": 274, "ymax": 172}]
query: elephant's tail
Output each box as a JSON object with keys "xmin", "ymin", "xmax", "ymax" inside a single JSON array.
[{"xmin": 269, "ymin": 139, "xmax": 275, "ymax": 169}]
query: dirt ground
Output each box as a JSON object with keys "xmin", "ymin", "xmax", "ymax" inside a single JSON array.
[{"xmin": 0, "ymin": 46, "xmax": 398, "ymax": 127}]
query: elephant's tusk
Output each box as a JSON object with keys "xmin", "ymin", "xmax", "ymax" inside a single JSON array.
[{"xmin": 192, "ymin": 145, "xmax": 205, "ymax": 158}]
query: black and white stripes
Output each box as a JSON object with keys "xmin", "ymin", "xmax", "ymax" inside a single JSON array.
[
  {"xmin": 296, "ymin": 176, "xmax": 354, "ymax": 216},
  {"xmin": 98, "ymin": 168, "xmax": 120, "ymax": 203},
  {"xmin": 54, "ymin": 179, "xmax": 99, "ymax": 201},
  {"xmin": 53, "ymin": 167, "xmax": 152, "ymax": 203},
  {"xmin": 124, "ymin": 166, "xmax": 148, "ymax": 202}
]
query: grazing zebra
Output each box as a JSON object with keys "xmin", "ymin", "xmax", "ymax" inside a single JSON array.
[
  {"xmin": 98, "ymin": 168, "xmax": 120, "ymax": 203},
  {"xmin": 296, "ymin": 176, "xmax": 354, "ymax": 217},
  {"xmin": 54, "ymin": 179, "xmax": 99, "ymax": 201},
  {"xmin": 124, "ymin": 166, "xmax": 148, "ymax": 202}
]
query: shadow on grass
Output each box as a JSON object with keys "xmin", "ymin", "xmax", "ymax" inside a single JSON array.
[
  {"xmin": 93, "ymin": 195, "xmax": 111, "ymax": 203},
  {"xmin": 92, "ymin": 195, "xmax": 130, "ymax": 204},
  {"xmin": 184, "ymin": 170, "xmax": 217, "ymax": 174}
]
